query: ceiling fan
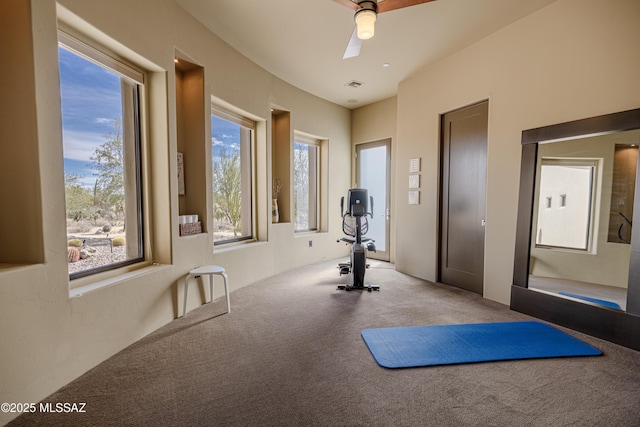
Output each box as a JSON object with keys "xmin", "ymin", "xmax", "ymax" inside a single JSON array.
[{"xmin": 333, "ymin": 0, "xmax": 437, "ymax": 59}]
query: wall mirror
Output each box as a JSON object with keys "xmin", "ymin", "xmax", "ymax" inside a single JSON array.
[{"xmin": 512, "ymin": 108, "xmax": 640, "ymax": 351}]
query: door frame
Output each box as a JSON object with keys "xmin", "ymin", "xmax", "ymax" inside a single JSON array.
[
  {"xmin": 356, "ymin": 138, "xmax": 391, "ymax": 262},
  {"xmin": 438, "ymin": 100, "xmax": 488, "ymax": 294}
]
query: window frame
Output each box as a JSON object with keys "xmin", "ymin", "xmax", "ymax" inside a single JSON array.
[
  {"xmin": 211, "ymin": 105, "xmax": 256, "ymax": 245},
  {"xmin": 58, "ymin": 30, "xmax": 147, "ymax": 281},
  {"xmin": 293, "ymin": 133, "xmax": 320, "ymax": 233},
  {"xmin": 534, "ymin": 157, "xmax": 599, "ymax": 252}
]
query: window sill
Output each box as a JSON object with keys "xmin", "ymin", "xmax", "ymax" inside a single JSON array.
[
  {"xmin": 178, "ymin": 232, "xmax": 207, "ymax": 239},
  {"xmin": 295, "ymin": 230, "xmax": 324, "ymax": 237},
  {"xmin": 213, "ymin": 239, "xmax": 266, "ymax": 254},
  {"xmin": 69, "ymin": 263, "xmax": 171, "ymax": 298}
]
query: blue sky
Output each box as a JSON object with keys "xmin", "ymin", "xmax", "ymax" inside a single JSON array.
[
  {"xmin": 211, "ymin": 115, "xmax": 241, "ymax": 158},
  {"xmin": 59, "ymin": 47, "xmax": 121, "ymax": 186},
  {"xmin": 59, "ymin": 46, "xmax": 239, "ymax": 187}
]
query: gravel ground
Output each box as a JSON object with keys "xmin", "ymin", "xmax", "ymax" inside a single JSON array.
[{"xmin": 68, "ymin": 238, "xmax": 127, "ymax": 274}]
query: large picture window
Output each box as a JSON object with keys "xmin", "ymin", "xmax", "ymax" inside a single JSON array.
[
  {"xmin": 211, "ymin": 107, "xmax": 254, "ymax": 243},
  {"xmin": 294, "ymin": 135, "xmax": 319, "ymax": 232},
  {"xmin": 58, "ymin": 31, "xmax": 145, "ymax": 279}
]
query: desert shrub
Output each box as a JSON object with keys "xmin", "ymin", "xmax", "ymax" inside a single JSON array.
[
  {"xmin": 66, "ymin": 219, "xmax": 94, "ymax": 234},
  {"xmin": 68, "ymin": 239, "xmax": 83, "ymax": 247},
  {"xmin": 112, "ymin": 236, "xmax": 126, "ymax": 247},
  {"xmin": 68, "ymin": 210, "xmax": 85, "ymax": 222}
]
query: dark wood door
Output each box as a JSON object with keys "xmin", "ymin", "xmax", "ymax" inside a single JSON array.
[{"xmin": 439, "ymin": 101, "xmax": 488, "ymax": 295}]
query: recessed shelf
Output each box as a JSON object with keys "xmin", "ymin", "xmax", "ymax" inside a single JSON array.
[
  {"xmin": 0, "ymin": 2, "xmax": 44, "ymax": 264},
  {"xmin": 175, "ymin": 52, "xmax": 207, "ymax": 235},
  {"xmin": 272, "ymin": 109, "xmax": 291, "ymax": 224}
]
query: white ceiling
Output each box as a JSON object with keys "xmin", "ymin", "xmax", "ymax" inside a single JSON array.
[{"xmin": 175, "ymin": 0, "xmax": 557, "ymax": 109}]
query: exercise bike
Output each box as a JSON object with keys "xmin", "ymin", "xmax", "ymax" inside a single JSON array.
[{"xmin": 337, "ymin": 188, "xmax": 379, "ymax": 292}]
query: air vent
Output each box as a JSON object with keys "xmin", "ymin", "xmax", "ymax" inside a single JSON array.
[{"xmin": 345, "ymin": 80, "xmax": 364, "ymax": 88}]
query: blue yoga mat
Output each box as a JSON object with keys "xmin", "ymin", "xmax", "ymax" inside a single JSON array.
[
  {"xmin": 558, "ymin": 292, "xmax": 621, "ymax": 310},
  {"xmin": 361, "ymin": 321, "xmax": 601, "ymax": 369}
]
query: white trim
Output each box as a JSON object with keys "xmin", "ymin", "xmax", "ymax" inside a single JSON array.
[
  {"xmin": 58, "ymin": 30, "xmax": 144, "ymax": 84},
  {"xmin": 211, "ymin": 105, "xmax": 255, "ymax": 130},
  {"xmin": 294, "ymin": 133, "xmax": 321, "ymax": 146},
  {"xmin": 69, "ymin": 264, "xmax": 170, "ymax": 298}
]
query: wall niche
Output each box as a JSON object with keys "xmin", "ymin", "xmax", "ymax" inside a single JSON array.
[
  {"xmin": 0, "ymin": 1, "xmax": 44, "ymax": 266},
  {"xmin": 271, "ymin": 108, "xmax": 291, "ymax": 224},
  {"xmin": 175, "ymin": 53, "xmax": 207, "ymax": 236}
]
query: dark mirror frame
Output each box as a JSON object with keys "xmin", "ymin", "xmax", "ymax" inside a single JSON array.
[{"xmin": 511, "ymin": 108, "xmax": 640, "ymax": 351}]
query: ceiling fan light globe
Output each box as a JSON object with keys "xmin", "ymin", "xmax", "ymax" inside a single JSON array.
[{"xmin": 355, "ymin": 9, "xmax": 376, "ymax": 40}]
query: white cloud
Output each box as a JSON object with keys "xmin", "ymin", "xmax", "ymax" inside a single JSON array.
[
  {"xmin": 62, "ymin": 129, "xmax": 105, "ymax": 161},
  {"xmin": 77, "ymin": 175, "xmax": 97, "ymax": 188}
]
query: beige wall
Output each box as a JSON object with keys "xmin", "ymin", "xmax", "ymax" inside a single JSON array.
[
  {"xmin": 351, "ymin": 97, "xmax": 397, "ymax": 263},
  {"xmin": 392, "ymin": 0, "xmax": 640, "ymax": 304},
  {"xmin": 3, "ymin": 0, "xmax": 640, "ymax": 423},
  {"xmin": 0, "ymin": 0, "xmax": 350, "ymax": 424}
]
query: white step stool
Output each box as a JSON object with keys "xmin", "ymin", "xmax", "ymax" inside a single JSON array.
[{"xmin": 182, "ymin": 265, "xmax": 230, "ymax": 317}]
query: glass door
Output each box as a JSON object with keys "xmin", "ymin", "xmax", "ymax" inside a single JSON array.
[{"xmin": 356, "ymin": 139, "xmax": 391, "ymax": 261}]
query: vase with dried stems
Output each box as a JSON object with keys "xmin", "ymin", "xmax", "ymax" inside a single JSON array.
[{"xmin": 272, "ymin": 178, "xmax": 282, "ymax": 223}]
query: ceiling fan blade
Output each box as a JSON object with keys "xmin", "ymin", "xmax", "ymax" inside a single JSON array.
[
  {"xmin": 343, "ymin": 26, "xmax": 362, "ymax": 59},
  {"xmin": 333, "ymin": 0, "xmax": 437, "ymax": 13},
  {"xmin": 378, "ymin": 0, "xmax": 437, "ymax": 13},
  {"xmin": 332, "ymin": 0, "xmax": 360, "ymax": 11}
]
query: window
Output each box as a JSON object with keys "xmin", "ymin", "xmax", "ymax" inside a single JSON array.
[
  {"xmin": 58, "ymin": 31, "xmax": 145, "ymax": 279},
  {"xmin": 211, "ymin": 107, "xmax": 254, "ymax": 243},
  {"xmin": 535, "ymin": 158, "xmax": 598, "ymax": 250},
  {"xmin": 294, "ymin": 135, "xmax": 319, "ymax": 232}
]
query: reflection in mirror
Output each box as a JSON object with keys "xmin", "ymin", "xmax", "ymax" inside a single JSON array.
[{"xmin": 528, "ymin": 130, "xmax": 640, "ymax": 312}]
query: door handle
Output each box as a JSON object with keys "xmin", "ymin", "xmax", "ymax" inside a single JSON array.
[{"xmin": 481, "ymin": 219, "xmax": 486, "ymax": 227}]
